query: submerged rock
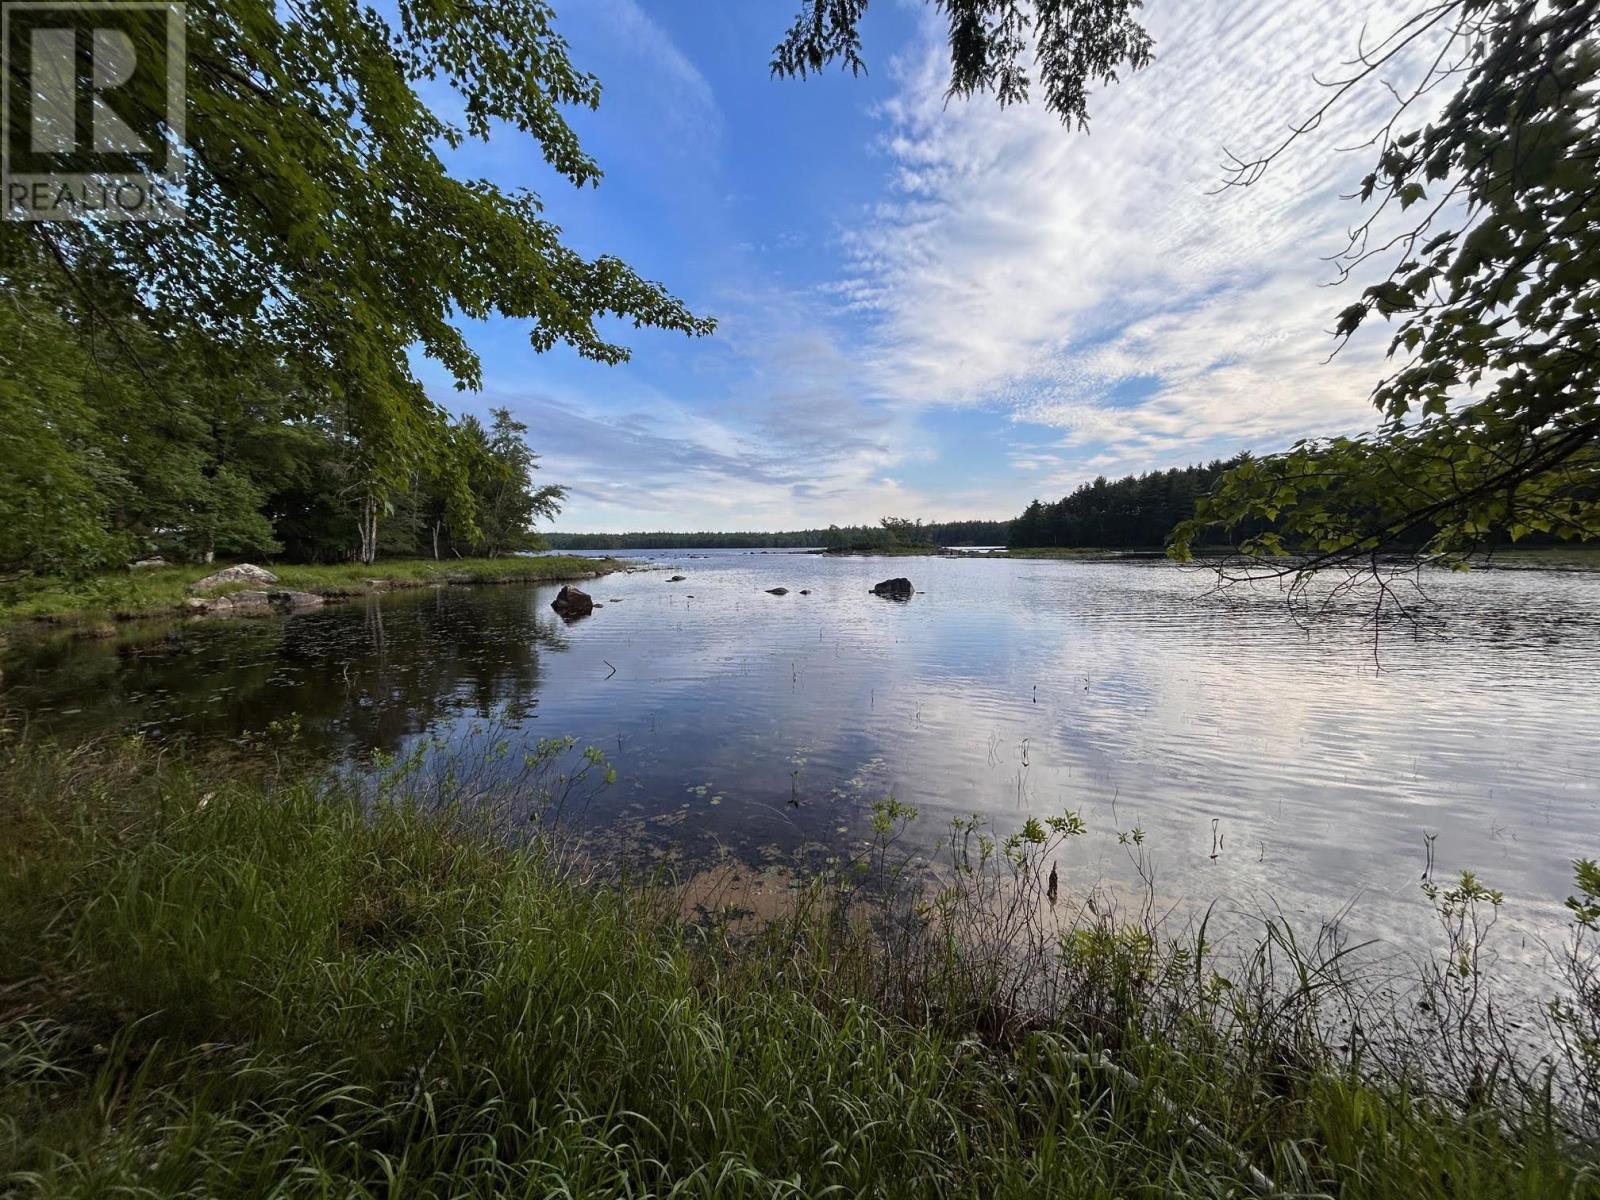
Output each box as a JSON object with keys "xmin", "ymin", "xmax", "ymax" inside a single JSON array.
[
  {"xmin": 870, "ymin": 577, "xmax": 913, "ymax": 601},
  {"xmin": 190, "ymin": 590, "xmax": 276, "ymax": 616},
  {"xmin": 269, "ymin": 590, "xmax": 324, "ymax": 610},
  {"xmin": 189, "ymin": 563, "xmax": 278, "ymax": 592},
  {"xmin": 185, "ymin": 588, "xmax": 322, "ymax": 616},
  {"xmin": 551, "ymin": 585, "xmax": 594, "ymax": 618},
  {"xmin": 766, "ymin": 587, "xmax": 789, "ymax": 596}
]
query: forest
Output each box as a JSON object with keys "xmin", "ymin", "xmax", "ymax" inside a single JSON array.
[
  {"xmin": 1008, "ymin": 461, "xmax": 1243, "ymax": 550},
  {"xmin": 0, "ymin": 273, "xmax": 566, "ymax": 575},
  {"xmin": 0, "ymin": 0, "xmax": 710, "ymax": 583}
]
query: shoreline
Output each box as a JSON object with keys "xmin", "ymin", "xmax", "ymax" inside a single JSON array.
[
  {"xmin": 2, "ymin": 738, "xmax": 1594, "ymax": 1197},
  {"xmin": 0, "ymin": 556, "xmax": 628, "ymax": 632}
]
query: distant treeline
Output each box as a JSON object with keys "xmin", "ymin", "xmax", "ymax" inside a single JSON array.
[
  {"xmin": 1009, "ymin": 460, "xmax": 1244, "ymax": 550},
  {"xmin": 1009, "ymin": 458, "xmax": 1599, "ymax": 552},
  {"xmin": 547, "ymin": 519, "xmax": 1010, "ymax": 551}
]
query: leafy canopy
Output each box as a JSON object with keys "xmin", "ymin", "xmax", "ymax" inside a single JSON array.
[
  {"xmin": 771, "ymin": 0, "xmax": 1154, "ymax": 129},
  {"xmin": 797, "ymin": 2, "xmax": 1600, "ymax": 575},
  {"xmin": 1, "ymin": 0, "xmax": 714, "ymax": 487},
  {"xmin": 1169, "ymin": 0, "xmax": 1600, "ymax": 572}
]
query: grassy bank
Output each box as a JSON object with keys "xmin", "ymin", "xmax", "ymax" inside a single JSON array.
[
  {"xmin": 2, "ymin": 741, "xmax": 1596, "ymax": 1197},
  {"xmin": 0, "ymin": 556, "xmax": 625, "ymax": 628}
]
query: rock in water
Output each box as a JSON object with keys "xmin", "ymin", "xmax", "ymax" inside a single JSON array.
[
  {"xmin": 204, "ymin": 590, "xmax": 274, "ymax": 615},
  {"xmin": 667, "ymin": 575, "xmax": 687, "ymax": 582},
  {"xmin": 551, "ymin": 585, "xmax": 594, "ymax": 618},
  {"xmin": 269, "ymin": 590, "xmax": 324, "ymax": 610},
  {"xmin": 189, "ymin": 563, "xmax": 278, "ymax": 592},
  {"xmin": 766, "ymin": 587, "xmax": 789, "ymax": 596},
  {"xmin": 870, "ymin": 577, "xmax": 913, "ymax": 601}
]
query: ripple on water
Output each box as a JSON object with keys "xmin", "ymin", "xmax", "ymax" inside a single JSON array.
[{"xmin": 3, "ymin": 552, "xmax": 1598, "ymax": 958}]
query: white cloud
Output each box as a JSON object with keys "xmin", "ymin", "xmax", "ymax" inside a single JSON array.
[
  {"xmin": 837, "ymin": 0, "xmax": 1438, "ymax": 483},
  {"xmin": 475, "ymin": 301, "xmax": 957, "ymax": 532},
  {"xmin": 479, "ymin": 0, "xmax": 1450, "ymax": 532},
  {"xmin": 591, "ymin": 0, "xmax": 721, "ymax": 146}
]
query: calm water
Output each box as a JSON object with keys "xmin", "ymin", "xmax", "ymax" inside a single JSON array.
[{"xmin": 5, "ymin": 550, "xmax": 1599, "ymax": 955}]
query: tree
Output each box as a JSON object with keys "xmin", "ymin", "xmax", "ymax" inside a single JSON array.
[
  {"xmin": 879, "ymin": 516, "xmax": 932, "ymax": 546},
  {"xmin": 0, "ymin": 290, "xmax": 131, "ymax": 576},
  {"xmin": 775, "ymin": 2, "xmax": 1599, "ymax": 581},
  {"xmin": 1007, "ymin": 461, "xmax": 1242, "ymax": 549},
  {"xmin": 2, "ymin": 0, "xmax": 714, "ymax": 499},
  {"xmin": 1166, "ymin": 1, "xmax": 1600, "ymax": 580},
  {"xmin": 771, "ymin": 0, "xmax": 1153, "ymax": 129},
  {"xmin": 455, "ymin": 410, "xmax": 567, "ymax": 558},
  {"xmin": 0, "ymin": 266, "xmax": 316, "ymax": 572}
]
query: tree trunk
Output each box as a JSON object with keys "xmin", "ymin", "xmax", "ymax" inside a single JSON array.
[
  {"xmin": 432, "ymin": 520, "xmax": 441, "ymax": 560},
  {"xmin": 358, "ymin": 494, "xmax": 379, "ymax": 565}
]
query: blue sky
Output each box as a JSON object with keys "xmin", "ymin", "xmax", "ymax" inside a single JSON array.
[{"xmin": 420, "ymin": 0, "xmax": 1412, "ymax": 533}]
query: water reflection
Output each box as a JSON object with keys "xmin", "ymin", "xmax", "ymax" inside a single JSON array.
[
  {"xmin": 5, "ymin": 588, "xmax": 570, "ymax": 758},
  {"xmin": 4, "ymin": 552, "xmax": 1599, "ymax": 956}
]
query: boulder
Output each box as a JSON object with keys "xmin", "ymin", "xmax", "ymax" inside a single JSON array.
[
  {"xmin": 551, "ymin": 585, "xmax": 594, "ymax": 618},
  {"xmin": 200, "ymin": 589, "xmax": 274, "ymax": 616},
  {"xmin": 189, "ymin": 563, "xmax": 278, "ymax": 592},
  {"xmin": 667, "ymin": 575, "xmax": 687, "ymax": 582},
  {"xmin": 766, "ymin": 587, "xmax": 789, "ymax": 596},
  {"xmin": 870, "ymin": 577, "xmax": 913, "ymax": 601},
  {"xmin": 184, "ymin": 589, "xmax": 317, "ymax": 616},
  {"xmin": 269, "ymin": 590, "xmax": 324, "ymax": 610},
  {"xmin": 129, "ymin": 557, "xmax": 167, "ymax": 571}
]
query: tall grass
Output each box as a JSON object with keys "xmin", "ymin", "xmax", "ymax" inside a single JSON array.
[{"xmin": 1, "ymin": 738, "xmax": 1596, "ymax": 1197}]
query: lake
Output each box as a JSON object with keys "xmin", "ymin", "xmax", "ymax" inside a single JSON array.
[{"xmin": 5, "ymin": 550, "xmax": 1598, "ymax": 958}]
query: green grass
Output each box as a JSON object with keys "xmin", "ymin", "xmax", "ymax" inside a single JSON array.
[
  {"xmin": 1, "ymin": 739, "xmax": 1596, "ymax": 1198},
  {"xmin": 0, "ymin": 556, "xmax": 625, "ymax": 627}
]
